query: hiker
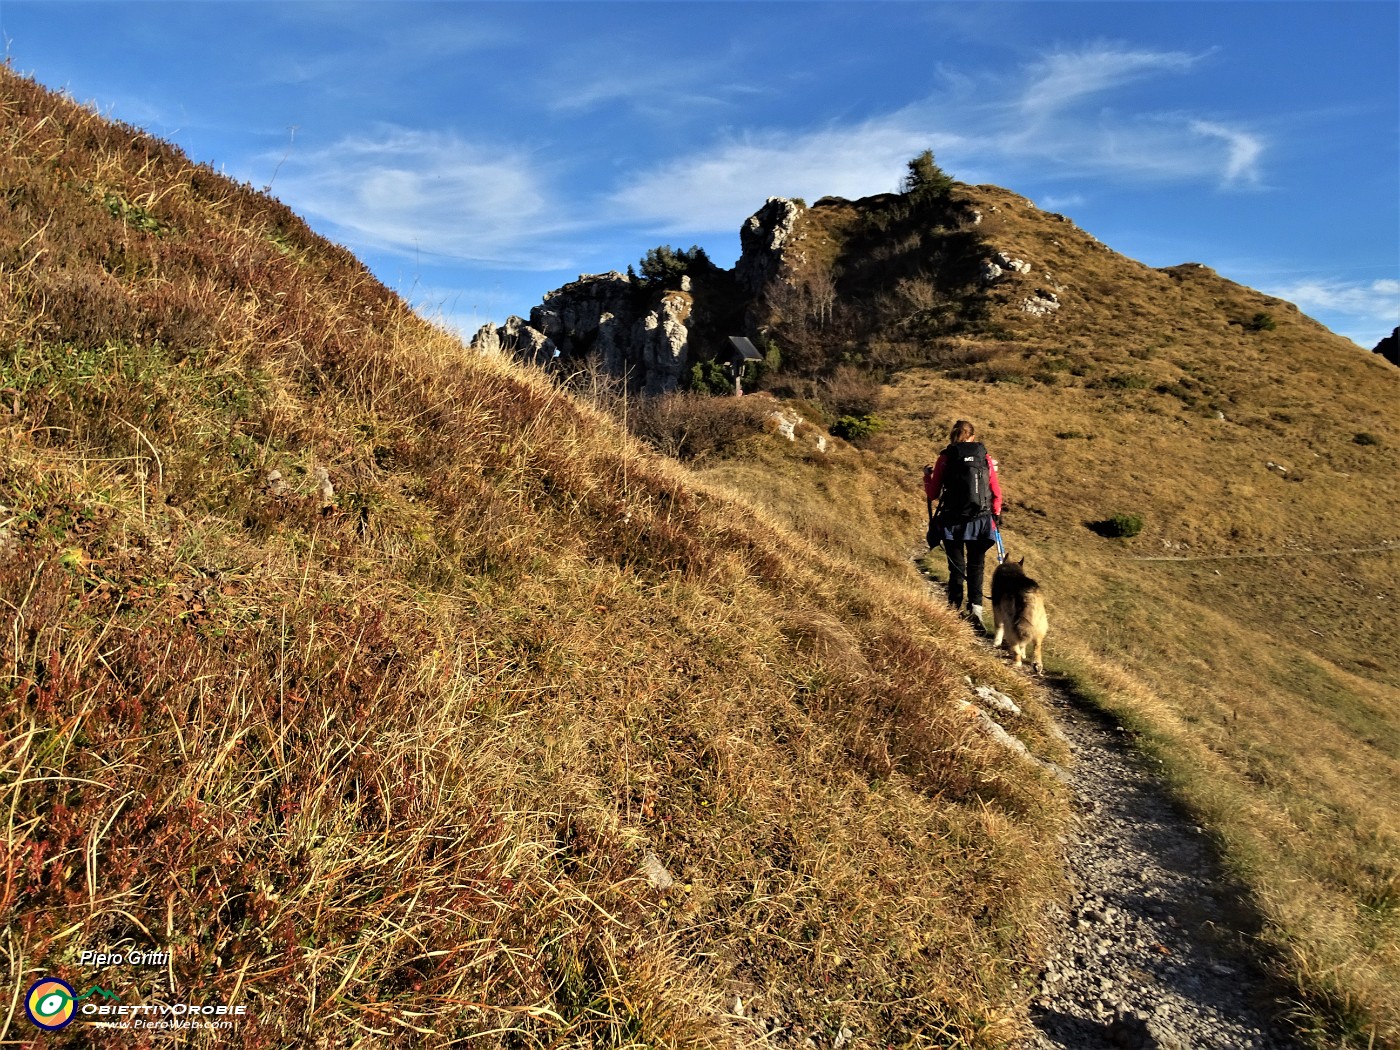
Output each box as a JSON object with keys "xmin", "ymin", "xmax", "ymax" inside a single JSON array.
[{"xmin": 923, "ymin": 420, "xmax": 1003, "ymax": 633}]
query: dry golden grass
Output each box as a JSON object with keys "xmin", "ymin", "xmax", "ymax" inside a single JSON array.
[
  {"xmin": 694, "ymin": 181, "xmax": 1400, "ymax": 1047},
  {"xmin": 0, "ymin": 67, "xmax": 1077, "ymax": 1048}
]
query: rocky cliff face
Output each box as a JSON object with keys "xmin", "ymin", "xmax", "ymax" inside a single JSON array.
[
  {"xmin": 471, "ymin": 188, "xmax": 1061, "ymax": 392},
  {"xmin": 735, "ymin": 197, "xmax": 806, "ymax": 296},
  {"xmin": 472, "ymin": 271, "xmax": 700, "ymax": 394},
  {"xmin": 472, "ymin": 200, "xmax": 806, "ymax": 395}
]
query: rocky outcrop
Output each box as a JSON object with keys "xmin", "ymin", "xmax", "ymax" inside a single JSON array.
[
  {"xmin": 981, "ymin": 250, "xmax": 1032, "ymax": 284},
  {"xmin": 633, "ymin": 290, "xmax": 693, "ymax": 395},
  {"xmin": 1021, "ymin": 290, "xmax": 1061, "ymax": 316},
  {"xmin": 528, "ymin": 271, "xmax": 634, "ymax": 358},
  {"xmin": 1373, "ymin": 327, "xmax": 1398, "ymax": 367},
  {"xmin": 469, "ymin": 315, "xmax": 557, "ymax": 363},
  {"xmin": 471, "ymin": 270, "xmax": 697, "ymax": 394},
  {"xmin": 735, "ymin": 197, "xmax": 806, "ymax": 296},
  {"xmin": 474, "ymin": 198, "xmax": 807, "ymax": 394}
]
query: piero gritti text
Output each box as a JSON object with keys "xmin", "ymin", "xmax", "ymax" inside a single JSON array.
[{"xmin": 80, "ymin": 949, "xmax": 170, "ymax": 967}]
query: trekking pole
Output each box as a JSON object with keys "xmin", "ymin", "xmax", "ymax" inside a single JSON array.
[{"xmin": 992, "ymin": 521, "xmax": 1006, "ymax": 564}]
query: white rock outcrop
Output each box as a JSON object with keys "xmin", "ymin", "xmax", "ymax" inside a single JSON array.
[
  {"xmin": 982, "ymin": 250, "xmax": 1033, "ymax": 284},
  {"xmin": 735, "ymin": 197, "xmax": 806, "ymax": 296},
  {"xmin": 1021, "ymin": 290, "xmax": 1062, "ymax": 316}
]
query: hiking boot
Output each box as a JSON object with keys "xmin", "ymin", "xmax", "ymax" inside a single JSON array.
[{"xmin": 965, "ymin": 606, "xmax": 988, "ymax": 636}]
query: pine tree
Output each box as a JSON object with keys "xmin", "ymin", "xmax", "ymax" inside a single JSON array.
[{"xmin": 902, "ymin": 150, "xmax": 954, "ymax": 202}]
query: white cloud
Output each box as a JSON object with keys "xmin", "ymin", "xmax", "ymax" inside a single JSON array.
[
  {"xmin": 608, "ymin": 45, "xmax": 1268, "ymax": 236},
  {"xmin": 1264, "ymin": 277, "xmax": 1400, "ymax": 317},
  {"xmin": 544, "ymin": 63, "xmax": 758, "ymax": 117},
  {"xmin": 609, "ymin": 121, "xmax": 961, "ymax": 233},
  {"xmin": 271, "ymin": 127, "xmax": 577, "ymax": 268},
  {"xmin": 1039, "ymin": 193, "xmax": 1087, "ymax": 210},
  {"xmin": 1020, "ymin": 46, "xmax": 1200, "ymax": 117},
  {"xmin": 1261, "ymin": 277, "xmax": 1400, "ymax": 348},
  {"xmin": 1189, "ymin": 120, "xmax": 1264, "ymax": 185}
]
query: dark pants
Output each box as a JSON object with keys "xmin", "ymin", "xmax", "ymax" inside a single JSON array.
[{"xmin": 943, "ymin": 537, "xmax": 994, "ymax": 609}]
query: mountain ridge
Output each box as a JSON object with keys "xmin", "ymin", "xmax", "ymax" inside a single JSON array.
[{"xmin": 475, "ymin": 180, "xmax": 1379, "ymax": 406}]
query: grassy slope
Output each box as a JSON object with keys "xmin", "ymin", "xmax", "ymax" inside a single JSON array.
[
  {"xmin": 0, "ymin": 71, "xmax": 1077, "ymax": 1047},
  {"xmin": 698, "ymin": 184, "xmax": 1400, "ymax": 1047}
]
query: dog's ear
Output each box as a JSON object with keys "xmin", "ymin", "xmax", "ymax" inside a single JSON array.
[{"xmin": 1018, "ymin": 556, "xmax": 1026, "ymax": 567}]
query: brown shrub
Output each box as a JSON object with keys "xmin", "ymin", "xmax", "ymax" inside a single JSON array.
[{"xmin": 629, "ymin": 391, "xmax": 773, "ymax": 461}]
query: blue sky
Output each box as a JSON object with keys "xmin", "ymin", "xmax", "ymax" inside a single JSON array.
[{"xmin": 3, "ymin": 1, "xmax": 1397, "ymax": 348}]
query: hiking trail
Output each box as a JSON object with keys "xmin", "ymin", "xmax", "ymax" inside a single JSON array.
[
  {"xmin": 1019, "ymin": 681, "xmax": 1308, "ymax": 1050},
  {"xmin": 914, "ymin": 553, "xmax": 1308, "ymax": 1049}
]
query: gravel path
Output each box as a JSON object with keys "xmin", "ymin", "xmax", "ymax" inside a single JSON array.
[
  {"xmin": 914, "ymin": 552, "xmax": 1310, "ymax": 1048},
  {"xmin": 1021, "ymin": 683, "xmax": 1309, "ymax": 1050}
]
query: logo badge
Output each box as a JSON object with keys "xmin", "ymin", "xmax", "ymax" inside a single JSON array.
[{"xmin": 25, "ymin": 977, "xmax": 77, "ymax": 1030}]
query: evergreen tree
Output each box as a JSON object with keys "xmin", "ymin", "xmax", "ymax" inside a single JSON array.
[
  {"xmin": 636, "ymin": 244, "xmax": 712, "ymax": 287},
  {"xmin": 902, "ymin": 149, "xmax": 954, "ymax": 202}
]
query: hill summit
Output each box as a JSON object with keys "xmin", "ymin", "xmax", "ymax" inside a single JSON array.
[
  {"xmin": 472, "ymin": 155, "xmax": 1400, "ymax": 1046},
  {"xmin": 473, "ymin": 179, "xmax": 1366, "ymax": 404}
]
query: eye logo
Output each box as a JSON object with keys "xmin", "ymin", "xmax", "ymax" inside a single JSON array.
[{"xmin": 25, "ymin": 978, "xmax": 77, "ymax": 1030}]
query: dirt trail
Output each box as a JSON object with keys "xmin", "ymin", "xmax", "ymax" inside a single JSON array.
[
  {"xmin": 1019, "ymin": 680, "xmax": 1309, "ymax": 1050},
  {"xmin": 913, "ymin": 551, "xmax": 1309, "ymax": 1048}
]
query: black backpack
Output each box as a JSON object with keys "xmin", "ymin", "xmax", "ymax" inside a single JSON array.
[{"xmin": 936, "ymin": 441, "xmax": 991, "ymax": 522}]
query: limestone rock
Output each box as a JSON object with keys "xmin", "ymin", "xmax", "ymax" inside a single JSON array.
[
  {"xmin": 982, "ymin": 250, "xmax": 1032, "ymax": 284},
  {"xmin": 470, "ymin": 322, "xmax": 502, "ymax": 356},
  {"xmin": 736, "ymin": 197, "xmax": 805, "ymax": 296},
  {"xmin": 490, "ymin": 315, "xmax": 557, "ymax": 366},
  {"xmin": 995, "ymin": 250, "xmax": 1032, "ymax": 274},
  {"xmin": 475, "ymin": 270, "xmax": 704, "ymax": 394},
  {"xmin": 1022, "ymin": 290, "xmax": 1061, "ymax": 316},
  {"xmin": 641, "ymin": 851, "xmax": 674, "ymax": 891},
  {"xmin": 769, "ymin": 411, "xmax": 798, "ymax": 441},
  {"xmin": 313, "ymin": 465, "xmax": 335, "ymax": 505},
  {"xmin": 531, "ymin": 271, "xmax": 635, "ymax": 354},
  {"xmin": 632, "ymin": 290, "xmax": 693, "ymax": 396},
  {"xmin": 973, "ymin": 683, "xmax": 1022, "ymax": 717}
]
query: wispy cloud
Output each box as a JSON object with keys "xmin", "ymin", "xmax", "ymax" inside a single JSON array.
[
  {"xmin": 608, "ymin": 44, "xmax": 1267, "ymax": 236},
  {"xmin": 544, "ymin": 63, "xmax": 757, "ymax": 117},
  {"xmin": 1020, "ymin": 45, "xmax": 1201, "ymax": 117},
  {"xmin": 1261, "ymin": 277, "xmax": 1400, "ymax": 347},
  {"xmin": 1264, "ymin": 277, "xmax": 1400, "ymax": 317},
  {"xmin": 609, "ymin": 121, "xmax": 960, "ymax": 233},
  {"xmin": 1189, "ymin": 120, "xmax": 1264, "ymax": 185},
  {"xmin": 271, "ymin": 127, "xmax": 576, "ymax": 268},
  {"xmin": 536, "ymin": 46, "xmax": 762, "ymax": 122},
  {"xmin": 987, "ymin": 44, "xmax": 1264, "ymax": 187}
]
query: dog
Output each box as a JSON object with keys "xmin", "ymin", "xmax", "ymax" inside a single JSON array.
[{"xmin": 991, "ymin": 558, "xmax": 1048, "ymax": 674}]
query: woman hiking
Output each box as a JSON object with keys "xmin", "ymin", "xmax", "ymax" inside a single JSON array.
[{"xmin": 923, "ymin": 419, "xmax": 1003, "ymax": 634}]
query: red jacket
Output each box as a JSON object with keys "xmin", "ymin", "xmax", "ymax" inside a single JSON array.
[{"xmin": 924, "ymin": 448, "xmax": 1003, "ymax": 517}]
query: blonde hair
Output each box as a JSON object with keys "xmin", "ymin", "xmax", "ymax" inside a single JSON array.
[{"xmin": 949, "ymin": 420, "xmax": 976, "ymax": 443}]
